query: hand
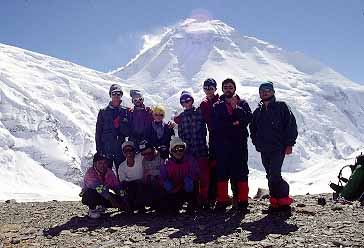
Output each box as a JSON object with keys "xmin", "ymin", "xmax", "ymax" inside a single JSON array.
[
  {"xmin": 167, "ymin": 121, "xmax": 175, "ymax": 129},
  {"xmin": 231, "ymin": 95, "xmax": 238, "ymax": 109},
  {"xmin": 184, "ymin": 176, "xmax": 194, "ymax": 193},
  {"xmin": 232, "ymin": 121, "xmax": 240, "ymax": 126},
  {"xmin": 163, "ymin": 180, "xmax": 174, "ymax": 193},
  {"xmin": 285, "ymin": 146, "xmax": 293, "ymax": 155}
]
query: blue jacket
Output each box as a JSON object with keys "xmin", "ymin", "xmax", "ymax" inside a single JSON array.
[
  {"xmin": 145, "ymin": 121, "xmax": 175, "ymax": 150},
  {"xmin": 212, "ymin": 95, "xmax": 252, "ymax": 144},
  {"xmin": 178, "ymin": 107, "xmax": 208, "ymax": 158},
  {"xmin": 95, "ymin": 103, "xmax": 130, "ymax": 157},
  {"xmin": 250, "ymin": 96, "xmax": 298, "ymax": 153}
]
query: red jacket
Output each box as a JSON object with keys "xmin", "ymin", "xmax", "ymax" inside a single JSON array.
[{"xmin": 199, "ymin": 94, "xmax": 219, "ymax": 130}]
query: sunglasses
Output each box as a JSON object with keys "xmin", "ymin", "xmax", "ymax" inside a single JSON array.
[
  {"xmin": 180, "ymin": 98, "xmax": 192, "ymax": 104},
  {"xmin": 154, "ymin": 113, "xmax": 164, "ymax": 117},
  {"xmin": 223, "ymin": 86, "xmax": 234, "ymax": 90},
  {"xmin": 141, "ymin": 150, "xmax": 153, "ymax": 156},
  {"xmin": 203, "ymin": 86, "xmax": 216, "ymax": 91},
  {"xmin": 172, "ymin": 146, "xmax": 185, "ymax": 153},
  {"xmin": 111, "ymin": 92, "xmax": 122, "ymax": 96},
  {"xmin": 132, "ymin": 97, "xmax": 143, "ymax": 102},
  {"xmin": 259, "ymin": 89, "xmax": 273, "ymax": 94},
  {"xmin": 123, "ymin": 148, "xmax": 134, "ymax": 153}
]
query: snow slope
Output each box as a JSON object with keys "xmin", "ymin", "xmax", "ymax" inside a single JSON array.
[{"xmin": 1, "ymin": 18, "xmax": 364, "ymax": 201}]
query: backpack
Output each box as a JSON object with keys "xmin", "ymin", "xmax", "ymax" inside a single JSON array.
[{"xmin": 330, "ymin": 153, "xmax": 364, "ymax": 201}]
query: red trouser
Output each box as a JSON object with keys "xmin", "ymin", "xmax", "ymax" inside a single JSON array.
[{"xmin": 197, "ymin": 157, "xmax": 210, "ymax": 203}]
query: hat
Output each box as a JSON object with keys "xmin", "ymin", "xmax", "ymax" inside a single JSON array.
[
  {"xmin": 169, "ymin": 136, "xmax": 186, "ymax": 152},
  {"xmin": 139, "ymin": 140, "xmax": 154, "ymax": 153},
  {"xmin": 259, "ymin": 80, "xmax": 275, "ymax": 92},
  {"xmin": 203, "ymin": 78, "xmax": 217, "ymax": 88},
  {"xmin": 222, "ymin": 78, "xmax": 236, "ymax": 91},
  {"xmin": 122, "ymin": 141, "xmax": 135, "ymax": 151},
  {"xmin": 130, "ymin": 89, "xmax": 143, "ymax": 99},
  {"xmin": 93, "ymin": 152, "xmax": 108, "ymax": 164},
  {"xmin": 109, "ymin": 84, "xmax": 123, "ymax": 97},
  {"xmin": 180, "ymin": 91, "xmax": 194, "ymax": 105},
  {"xmin": 152, "ymin": 105, "xmax": 166, "ymax": 115}
]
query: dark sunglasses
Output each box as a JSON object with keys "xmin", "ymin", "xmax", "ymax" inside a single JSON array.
[
  {"xmin": 172, "ymin": 146, "xmax": 185, "ymax": 153},
  {"xmin": 111, "ymin": 92, "xmax": 122, "ymax": 96},
  {"xmin": 154, "ymin": 113, "xmax": 164, "ymax": 117},
  {"xmin": 141, "ymin": 150, "xmax": 153, "ymax": 156},
  {"xmin": 123, "ymin": 148, "xmax": 134, "ymax": 153},
  {"xmin": 132, "ymin": 97, "xmax": 143, "ymax": 102},
  {"xmin": 259, "ymin": 89, "xmax": 273, "ymax": 94},
  {"xmin": 223, "ymin": 86, "xmax": 234, "ymax": 90},
  {"xmin": 203, "ymin": 86, "xmax": 215, "ymax": 91},
  {"xmin": 180, "ymin": 98, "xmax": 192, "ymax": 104}
]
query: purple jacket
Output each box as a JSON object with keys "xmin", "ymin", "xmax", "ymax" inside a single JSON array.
[
  {"xmin": 128, "ymin": 105, "xmax": 153, "ymax": 144},
  {"xmin": 82, "ymin": 167, "xmax": 121, "ymax": 200}
]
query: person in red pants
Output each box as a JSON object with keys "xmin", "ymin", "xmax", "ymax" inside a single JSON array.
[
  {"xmin": 212, "ymin": 78, "xmax": 252, "ymax": 213},
  {"xmin": 177, "ymin": 91, "xmax": 210, "ymax": 209},
  {"xmin": 199, "ymin": 78, "xmax": 220, "ymax": 207},
  {"xmin": 250, "ymin": 81, "xmax": 298, "ymax": 212}
]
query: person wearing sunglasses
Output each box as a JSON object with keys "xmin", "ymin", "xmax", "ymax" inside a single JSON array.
[
  {"xmin": 199, "ymin": 78, "xmax": 220, "ymax": 209},
  {"xmin": 160, "ymin": 137, "xmax": 199, "ymax": 214},
  {"xmin": 250, "ymin": 81, "xmax": 297, "ymax": 213},
  {"xmin": 212, "ymin": 78, "xmax": 253, "ymax": 213},
  {"xmin": 127, "ymin": 89, "xmax": 153, "ymax": 150},
  {"xmin": 95, "ymin": 84, "xmax": 130, "ymax": 180},
  {"xmin": 118, "ymin": 141, "xmax": 145, "ymax": 213},
  {"xmin": 81, "ymin": 152, "xmax": 129, "ymax": 219},
  {"xmin": 144, "ymin": 105, "xmax": 175, "ymax": 152},
  {"xmin": 177, "ymin": 90, "xmax": 209, "ymax": 209}
]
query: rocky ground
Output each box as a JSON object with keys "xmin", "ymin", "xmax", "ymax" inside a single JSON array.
[{"xmin": 0, "ymin": 193, "xmax": 363, "ymax": 248}]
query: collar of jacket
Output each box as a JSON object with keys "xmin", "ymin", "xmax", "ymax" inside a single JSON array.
[
  {"xmin": 219, "ymin": 94, "xmax": 241, "ymax": 103},
  {"xmin": 133, "ymin": 105, "xmax": 146, "ymax": 111},
  {"xmin": 108, "ymin": 102, "xmax": 121, "ymax": 110},
  {"xmin": 184, "ymin": 107, "xmax": 196, "ymax": 113},
  {"xmin": 258, "ymin": 95, "xmax": 276, "ymax": 108},
  {"xmin": 205, "ymin": 94, "xmax": 219, "ymax": 103}
]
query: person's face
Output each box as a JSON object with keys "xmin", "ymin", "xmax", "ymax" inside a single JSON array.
[
  {"xmin": 141, "ymin": 148, "xmax": 155, "ymax": 161},
  {"xmin": 171, "ymin": 145, "xmax": 185, "ymax": 160},
  {"xmin": 203, "ymin": 86, "xmax": 216, "ymax": 98},
  {"xmin": 259, "ymin": 89, "xmax": 274, "ymax": 101},
  {"xmin": 181, "ymin": 100, "xmax": 193, "ymax": 110},
  {"xmin": 111, "ymin": 92, "xmax": 122, "ymax": 106},
  {"xmin": 95, "ymin": 159, "xmax": 108, "ymax": 175},
  {"xmin": 132, "ymin": 97, "xmax": 144, "ymax": 107},
  {"xmin": 153, "ymin": 112, "xmax": 164, "ymax": 122},
  {"xmin": 123, "ymin": 146, "xmax": 135, "ymax": 159},
  {"xmin": 222, "ymin": 83, "xmax": 235, "ymax": 98}
]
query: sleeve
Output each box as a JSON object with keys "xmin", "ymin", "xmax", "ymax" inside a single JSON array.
[
  {"xmin": 282, "ymin": 103, "xmax": 298, "ymax": 146},
  {"xmin": 237, "ymin": 100, "xmax": 253, "ymax": 128},
  {"xmin": 118, "ymin": 164, "xmax": 127, "ymax": 182},
  {"xmin": 200, "ymin": 101, "xmax": 209, "ymax": 124},
  {"xmin": 84, "ymin": 169, "xmax": 112, "ymax": 200},
  {"xmin": 249, "ymin": 111, "xmax": 258, "ymax": 146},
  {"xmin": 177, "ymin": 113, "xmax": 186, "ymax": 140},
  {"xmin": 95, "ymin": 110, "xmax": 104, "ymax": 153}
]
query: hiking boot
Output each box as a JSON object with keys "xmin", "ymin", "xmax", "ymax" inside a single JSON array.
[
  {"xmin": 214, "ymin": 202, "xmax": 229, "ymax": 213},
  {"xmin": 263, "ymin": 205, "xmax": 292, "ymax": 214},
  {"xmin": 88, "ymin": 208, "xmax": 101, "ymax": 219},
  {"xmin": 236, "ymin": 201, "xmax": 250, "ymax": 214}
]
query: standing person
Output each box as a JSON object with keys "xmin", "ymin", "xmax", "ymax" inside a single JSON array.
[
  {"xmin": 212, "ymin": 78, "xmax": 252, "ymax": 213},
  {"xmin": 177, "ymin": 91, "xmax": 210, "ymax": 208},
  {"xmin": 250, "ymin": 81, "xmax": 298, "ymax": 212},
  {"xmin": 95, "ymin": 84, "xmax": 130, "ymax": 177},
  {"xmin": 118, "ymin": 141, "xmax": 145, "ymax": 213},
  {"xmin": 160, "ymin": 137, "xmax": 199, "ymax": 214},
  {"xmin": 81, "ymin": 153, "xmax": 127, "ymax": 219},
  {"xmin": 128, "ymin": 90, "xmax": 153, "ymax": 149},
  {"xmin": 144, "ymin": 105, "xmax": 175, "ymax": 151},
  {"xmin": 199, "ymin": 78, "xmax": 220, "ymax": 207}
]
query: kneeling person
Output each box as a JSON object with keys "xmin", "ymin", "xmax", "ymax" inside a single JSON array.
[
  {"xmin": 81, "ymin": 153, "xmax": 127, "ymax": 219},
  {"xmin": 160, "ymin": 137, "xmax": 199, "ymax": 213}
]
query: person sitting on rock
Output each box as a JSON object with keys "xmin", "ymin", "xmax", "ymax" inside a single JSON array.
[
  {"xmin": 80, "ymin": 152, "xmax": 128, "ymax": 219},
  {"xmin": 160, "ymin": 137, "xmax": 199, "ymax": 214},
  {"xmin": 118, "ymin": 141, "xmax": 145, "ymax": 213}
]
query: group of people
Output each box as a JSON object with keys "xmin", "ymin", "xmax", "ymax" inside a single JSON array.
[{"xmin": 80, "ymin": 78, "xmax": 298, "ymax": 218}]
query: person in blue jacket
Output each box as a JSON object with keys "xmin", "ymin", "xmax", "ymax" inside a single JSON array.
[
  {"xmin": 250, "ymin": 81, "xmax": 298, "ymax": 212},
  {"xmin": 95, "ymin": 84, "xmax": 130, "ymax": 178}
]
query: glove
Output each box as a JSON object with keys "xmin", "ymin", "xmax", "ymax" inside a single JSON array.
[
  {"xmin": 163, "ymin": 180, "xmax": 174, "ymax": 193},
  {"xmin": 184, "ymin": 176, "xmax": 194, "ymax": 193}
]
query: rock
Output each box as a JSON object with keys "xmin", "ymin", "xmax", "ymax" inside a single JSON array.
[
  {"xmin": 253, "ymin": 188, "xmax": 269, "ymax": 200},
  {"xmin": 10, "ymin": 238, "xmax": 20, "ymax": 244},
  {"xmin": 331, "ymin": 205, "xmax": 344, "ymax": 211},
  {"xmin": 260, "ymin": 241, "xmax": 275, "ymax": 247},
  {"xmin": 332, "ymin": 240, "xmax": 352, "ymax": 247},
  {"xmin": 296, "ymin": 203, "xmax": 306, "ymax": 208},
  {"xmin": 317, "ymin": 197, "xmax": 326, "ymax": 206},
  {"xmin": 5, "ymin": 199, "xmax": 16, "ymax": 204}
]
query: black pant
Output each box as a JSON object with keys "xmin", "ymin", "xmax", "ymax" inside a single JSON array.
[
  {"xmin": 261, "ymin": 150, "xmax": 289, "ymax": 199},
  {"xmin": 81, "ymin": 189, "xmax": 121, "ymax": 209},
  {"xmin": 123, "ymin": 180, "xmax": 146, "ymax": 210}
]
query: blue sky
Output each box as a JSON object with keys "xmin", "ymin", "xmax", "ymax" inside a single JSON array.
[{"xmin": 1, "ymin": 0, "xmax": 363, "ymax": 83}]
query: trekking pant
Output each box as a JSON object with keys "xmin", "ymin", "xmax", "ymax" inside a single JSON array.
[
  {"xmin": 123, "ymin": 180, "xmax": 145, "ymax": 210},
  {"xmin": 216, "ymin": 141, "xmax": 249, "ymax": 204},
  {"xmin": 197, "ymin": 157, "xmax": 210, "ymax": 203},
  {"xmin": 261, "ymin": 150, "xmax": 292, "ymax": 206},
  {"xmin": 208, "ymin": 131, "xmax": 217, "ymax": 202},
  {"xmin": 164, "ymin": 184, "xmax": 199, "ymax": 212},
  {"xmin": 81, "ymin": 189, "xmax": 121, "ymax": 209}
]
